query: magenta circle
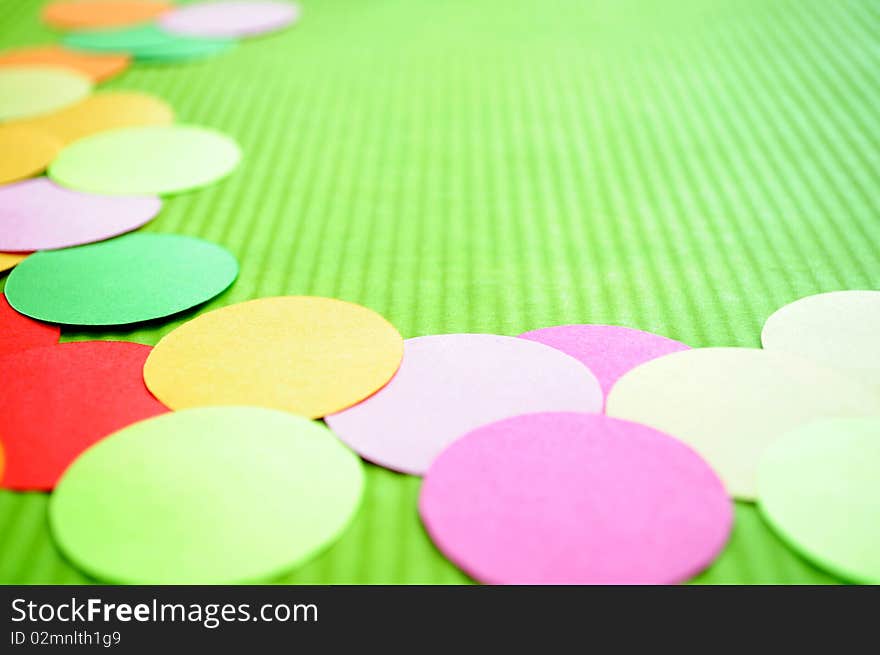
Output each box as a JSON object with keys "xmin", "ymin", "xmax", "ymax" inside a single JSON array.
[{"xmin": 419, "ymin": 412, "xmax": 732, "ymax": 584}]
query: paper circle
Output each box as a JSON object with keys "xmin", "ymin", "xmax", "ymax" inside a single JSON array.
[
  {"xmin": 0, "ymin": 46, "xmax": 129, "ymax": 83},
  {"xmin": 63, "ymin": 25, "xmax": 234, "ymax": 62},
  {"xmin": 43, "ymin": 1, "xmax": 171, "ymax": 30},
  {"xmin": 0, "ymin": 342, "xmax": 168, "ymax": 490},
  {"xmin": 605, "ymin": 347, "xmax": 880, "ymax": 500},
  {"xmin": 49, "ymin": 125, "xmax": 241, "ymax": 196},
  {"xmin": 17, "ymin": 92, "xmax": 174, "ymax": 147},
  {"xmin": 50, "ymin": 407, "xmax": 365, "ymax": 583},
  {"xmin": 757, "ymin": 418, "xmax": 880, "ymax": 583},
  {"xmin": 0, "ymin": 125, "xmax": 61, "ymax": 185},
  {"xmin": 144, "ymin": 296, "xmax": 404, "ymax": 419},
  {"xmin": 420, "ymin": 412, "xmax": 733, "ymax": 584},
  {"xmin": 0, "ymin": 178, "xmax": 161, "ymax": 251},
  {"xmin": 5, "ymin": 233, "xmax": 238, "ymax": 326},
  {"xmin": 0, "ymin": 293, "xmax": 60, "ymax": 358},
  {"xmin": 519, "ymin": 324, "xmax": 690, "ymax": 398},
  {"xmin": 762, "ymin": 290, "xmax": 880, "ymax": 390},
  {"xmin": 0, "ymin": 67, "xmax": 91, "ymax": 122},
  {"xmin": 0, "ymin": 252, "xmax": 28, "ymax": 273},
  {"xmin": 160, "ymin": 1, "xmax": 300, "ymax": 38},
  {"xmin": 326, "ymin": 334, "xmax": 603, "ymax": 475}
]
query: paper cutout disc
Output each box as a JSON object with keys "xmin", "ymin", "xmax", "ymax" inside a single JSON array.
[
  {"xmin": 144, "ymin": 296, "xmax": 404, "ymax": 418},
  {"xmin": 420, "ymin": 412, "xmax": 733, "ymax": 584},
  {"xmin": 757, "ymin": 418, "xmax": 880, "ymax": 584},
  {"xmin": 50, "ymin": 407, "xmax": 364, "ymax": 583}
]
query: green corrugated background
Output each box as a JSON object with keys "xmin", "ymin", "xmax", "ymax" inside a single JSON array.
[{"xmin": 2, "ymin": 0, "xmax": 877, "ymax": 584}]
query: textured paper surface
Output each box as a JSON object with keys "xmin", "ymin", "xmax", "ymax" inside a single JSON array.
[
  {"xmin": 0, "ymin": 0, "xmax": 877, "ymax": 586},
  {"xmin": 0, "ymin": 342, "xmax": 168, "ymax": 490},
  {"xmin": 0, "ymin": 178, "xmax": 161, "ymax": 251},
  {"xmin": 326, "ymin": 334, "xmax": 603, "ymax": 474},
  {"xmin": 519, "ymin": 324, "xmax": 689, "ymax": 400},
  {"xmin": 757, "ymin": 418, "xmax": 880, "ymax": 584},
  {"xmin": 420, "ymin": 412, "xmax": 733, "ymax": 584},
  {"xmin": 50, "ymin": 407, "xmax": 364, "ymax": 583},
  {"xmin": 144, "ymin": 296, "xmax": 404, "ymax": 418},
  {"xmin": 606, "ymin": 348, "xmax": 880, "ymax": 500},
  {"xmin": 0, "ymin": 125, "xmax": 61, "ymax": 185},
  {"xmin": 0, "ymin": 46, "xmax": 129, "ymax": 82},
  {"xmin": 762, "ymin": 291, "xmax": 880, "ymax": 390},
  {"xmin": 160, "ymin": 1, "xmax": 299, "ymax": 38},
  {"xmin": 5, "ymin": 233, "xmax": 238, "ymax": 325},
  {"xmin": 42, "ymin": 1, "xmax": 171, "ymax": 30},
  {"xmin": 49, "ymin": 124, "xmax": 241, "ymax": 195},
  {"xmin": 0, "ymin": 292, "xmax": 59, "ymax": 357},
  {"xmin": 0, "ymin": 66, "xmax": 91, "ymax": 122},
  {"xmin": 15, "ymin": 92, "xmax": 174, "ymax": 147}
]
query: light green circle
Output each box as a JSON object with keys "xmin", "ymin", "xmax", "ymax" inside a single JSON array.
[
  {"xmin": 50, "ymin": 407, "xmax": 365, "ymax": 584},
  {"xmin": 49, "ymin": 124, "xmax": 242, "ymax": 196},
  {"xmin": 0, "ymin": 66, "xmax": 91, "ymax": 122},
  {"xmin": 5, "ymin": 233, "xmax": 238, "ymax": 326},
  {"xmin": 757, "ymin": 418, "xmax": 880, "ymax": 584},
  {"xmin": 63, "ymin": 25, "xmax": 234, "ymax": 63}
]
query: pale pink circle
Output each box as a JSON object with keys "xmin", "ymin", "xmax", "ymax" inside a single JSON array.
[
  {"xmin": 519, "ymin": 324, "xmax": 690, "ymax": 399},
  {"xmin": 325, "ymin": 334, "xmax": 603, "ymax": 475},
  {"xmin": 0, "ymin": 178, "xmax": 161, "ymax": 252},
  {"xmin": 420, "ymin": 412, "xmax": 733, "ymax": 584},
  {"xmin": 159, "ymin": 1, "xmax": 300, "ymax": 38}
]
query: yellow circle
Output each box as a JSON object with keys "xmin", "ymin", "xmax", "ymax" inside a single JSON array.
[
  {"xmin": 0, "ymin": 253, "xmax": 29, "ymax": 273},
  {"xmin": 144, "ymin": 296, "xmax": 404, "ymax": 418},
  {"xmin": 14, "ymin": 92, "xmax": 174, "ymax": 147},
  {"xmin": 0, "ymin": 125, "xmax": 62, "ymax": 185}
]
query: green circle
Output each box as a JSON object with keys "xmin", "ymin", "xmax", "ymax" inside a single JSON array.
[
  {"xmin": 757, "ymin": 417, "xmax": 880, "ymax": 584},
  {"xmin": 49, "ymin": 124, "xmax": 242, "ymax": 196},
  {"xmin": 63, "ymin": 25, "xmax": 234, "ymax": 63},
  {"xmin": 0, "ymin": 66, "xmax": 91, "ymax": 122},
  {"xmin": 5, "ymin": 233, "xmax": 238, "ymax": 326},
  {"xmin": 50, "ymin": 407, "xmax": 365, "ymax": 584}
]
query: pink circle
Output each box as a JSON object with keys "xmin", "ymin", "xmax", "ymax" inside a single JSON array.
[
  {"xmin": 0, "ymin": 178, "xmax": 161, "ymax": 252},
  {"xmin": 159, "ymin": 1, "xmax": 299, "ymax": 38},
  {"xmin": 519, "ymin": 324, "xmax": 689, "ymax": 399},
  {"xmin": 420, "ymin": 412, "xmax": 732, "ymax": 584},
  {"xmin": 326, "ymin": 334, "xmax": 602, "ymax": 475}
]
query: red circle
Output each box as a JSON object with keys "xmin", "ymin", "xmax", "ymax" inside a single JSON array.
[
  {"xmin": 0, "ymin": 292, "xmax": 59, "ymax": 357},
  {"xmin": 0, "ymin": 341, "xmax": 168, "ymax": 490}
]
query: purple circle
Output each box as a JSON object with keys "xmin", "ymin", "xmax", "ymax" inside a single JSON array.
[
  {"xmin": 420, "ymin": 412, "xmax": 733, "ymax": 584},
  {"xmin": 159, "ymin": 1, "xmax": 300, "ymax": 39},
  {"xmin": 0, "ymin": 178, "xmax": 161, "ymax": 251},
  {"xmin": 326, "ymin": 334, "xmax": 602, "ymax": 475}
]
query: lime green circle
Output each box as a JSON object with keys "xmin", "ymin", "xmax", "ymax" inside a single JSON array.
[
  {"xmin": 757, "ymin": 418, "xmax": 880, "ymax": 584},
  {"xmin": 5, "ymin": 233, "xmax": 238, "ymax": 326},
  {"xmin": 50, "ymin": 407, "xmax": 365, "ymax": 584},
  {"xmin": 0, "ymin": 66, "xmax": 91, "ymax": 122},
  {"xmin": 49, "ymin": 124, "xmax": 242, "ymax": 196}
]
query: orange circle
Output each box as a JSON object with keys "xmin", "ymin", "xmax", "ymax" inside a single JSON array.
[
  {"xmin": 0, "ymin": 126, "xmax": 62, "ymax": 186},
  {"xmin": 43, "ymin": 1, "xmax": 172, "ymax": 30},
  {"xmin": 0, "ymin": 46, "xmax": 129, "ymax": 83}
]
